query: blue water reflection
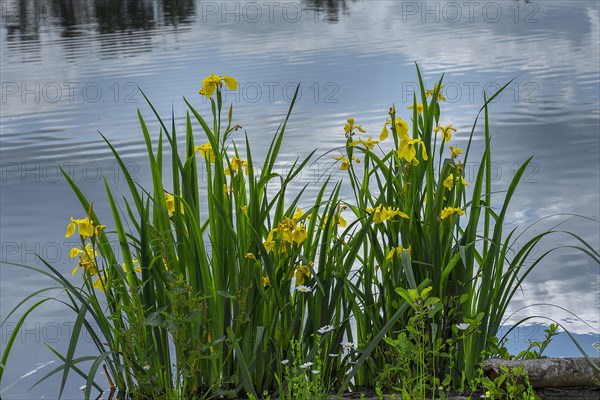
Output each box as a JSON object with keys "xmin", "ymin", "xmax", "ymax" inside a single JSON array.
[{"xmin": 1, "ymin": 0, "xmax": 598, "ymax": 397}]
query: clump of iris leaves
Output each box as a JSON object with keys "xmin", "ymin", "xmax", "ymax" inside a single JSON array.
[{"xmin": 2, "ymin": 66, "xmax": 598, "ymax": 400}]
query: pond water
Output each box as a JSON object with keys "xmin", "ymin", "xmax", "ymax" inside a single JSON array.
[{"xmin": 1, "ymin": 0, "xmax": 599, "ymax": 398}]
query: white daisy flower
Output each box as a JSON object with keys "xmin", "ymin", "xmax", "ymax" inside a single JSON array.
[
  {"xmin": 341, "ymin": 341, "xmax": 355, "ymax": 350},
  {"xmin": 455, "ymin": 323, "xmax": 470, "ymax": 330},
  {"xmin": 318, "ymin": 324, "xmax": 335, "ymax": 334},
  {"xmin": 79, "ymin": 385, "xmax": 87, "ymax": 391},
  {"xmin": 296, "ymin": 285, "xmax": 313, "ymax": 293},
  {"xmin": 328, "ymin": 353, "xmax": 338, "ymax": 357},
  {"xmin": 300, "ymin": 361, "xmax": 314, "ymax": 369},
  {"xmin": 281, "ymin": 359, "xmax": 289, "ymax": 365},
  {"xmin": 311, "ymin": 369, "xmax": 320, "ymax": 374}
]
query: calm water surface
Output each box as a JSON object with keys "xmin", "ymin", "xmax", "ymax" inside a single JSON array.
[{"xmin": 1, "ymin": 0, "xmax": 599, "ymax": 397}]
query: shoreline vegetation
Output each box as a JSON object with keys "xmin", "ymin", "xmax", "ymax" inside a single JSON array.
[{"xmin": 1, "ymin": 67, "xmax": 599, "ymax": 400}]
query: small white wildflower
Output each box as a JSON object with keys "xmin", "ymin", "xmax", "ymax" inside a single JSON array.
[
  {"xmin": 456, "ymin": 323, "xmax": 470, "ymax": 330},
  {"xmin": 328, "ymin": 353, "xmax": 338, "ymax": 357},
  {"xmin": 592, "ymin": 342, "xmax": 600, "ymax": 352},
  {"xmin": 300, "ymin": 361, "xmax": 314, "ymax": 369},
  {"xmin": 142, "ymin": 364, "xmax": 151, "ymax": 371},
  {"xmin": 318, "ymin": 324, "xmax": 335, "ymax": 334},
  {"xmin": 311, "ymin": 369, "xmax": 320, "ymax": 374},
  {"xmin": 341, "ymin": 341, "xmax": 355, "ymax": 350},
  {"xmin": 79, "ymin": 385, "xmax": 87, "ymax": 391},
  {"xmin": 281, "ymin": 359, "xmax": 289, "ymax": 365},
  {"xmin": 296, "ymin": 285, "xmax": 313, "ymax": 293}
]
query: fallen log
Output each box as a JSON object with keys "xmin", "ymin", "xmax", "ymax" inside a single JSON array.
[{"xmin": 484, "ymin": 357, "xmax": 600, "ymax": 388}]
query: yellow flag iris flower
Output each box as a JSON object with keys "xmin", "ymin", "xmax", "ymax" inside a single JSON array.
[
  {"xmin": 69, "ymin": 243, "xmax": 98, "ymax": 276},
  {"xmin": 65, "ymin": 217, "xmax": 95, "ymax": 239},
  {"xmin": 199, "ymin": 73, "xmax": 238, "ymax": 98},
  {"xmin": 334, "ymin": 154, "xmax": 360, "ymax": 170},
  {"xmin": 398, "ymin": 137, "xmax": 428, "ymax": 165},
  {"xmin": 370, "ymin": 205, "xmax": 409, "ymax": 224},
  {"xmin": 440, "ymin": 207, "xmax": 465, "ymax": 220},
  {"xmin": 449, "ymin": 145, "xmax": 462, "ymax": 158},
  {"xmin": 350, "ymin": 136, "xmax": 379, "ymax": 150},
  {"xmin": 194, "ymin": 142, "xmax": 215, "ymax": 163},
  {"xmin": 343, "ymin": 118, "xmax": 366, "ymax": 138},
  {"xmin": 386, "ymin": 245, "xmax": 412, "ymax": 261},
  {"xmin": 408, "ymin": 103, "xmax": 424, "ymax": 114},
  {"xmin": 380, "ymin": 118, "xmax": 410, "ymax": 141},
  {"xmin": 434, "ymin": 124, "xmax": 457, "ymax": 143}
]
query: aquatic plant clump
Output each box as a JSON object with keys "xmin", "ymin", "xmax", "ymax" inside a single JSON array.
[{"xmin": 1, "ymin": 67, "xmax": 598, "ymax": 400}]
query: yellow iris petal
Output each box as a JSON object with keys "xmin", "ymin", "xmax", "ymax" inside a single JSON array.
[
  {"xmin": 292, "ymin": 225, "xmax": 307, "ymax": 245},
  {"xmin": 200, "ymin": 81, "xmax": 217, "ymax": 98},
  {"xmin": 69, "ymin": 248, "xmax": 83, "ymax": 258},
  {"xmin": 65, "ymin": 219, "xmax": 76, "ymax": 238},
  {"xmin": 440, "ymin": 207, "xmax": 465, "ymax": 220},
  {"xmin": 165, "ymin": 193, "xmax": 175, "ymax": 214},
  {"xmin": 386, "ymin": 248, "xmax": 395, "ymax": 260},
  {"xmin": 396, "ymin": 210, "xmax": 409, "ymax": 219},
  {"xmin": 77, "ymin": 218, "xmax": 94, "ymax": 239},
  {"xmin": 295, "ymin": 265, "xmax": 311, "ymax": 285},
  {"xmin": 395, "ymin": 118, "xmax": 410, "ymax": 140},
  {"xmin": 93, "ymin": 275, "xmax": 107, "ymax": 292},
  {"xmin": 199, "ymin": 73, "xmax": 238, "ymax": 98},
  {"xmin": 221, "ymin": 76, "xmax": 238, "ymax": 90},
  {"xmin": 443, "ymin": 174, "xmax": 454, "ymax": 190},
  {"xmin": 195, "ymin": 143, "xmax": 215, "ymax": 163},
  {"xmin": 263, "ymin": 240, "xmax": 275, "ymax": 253},
  {"xmin": 292, "ymin": 207, "xmax": 304, "ymax": 221},
  {"xmin": 380, "ymin": 124, "xmax": 389, "ymax": 141}
]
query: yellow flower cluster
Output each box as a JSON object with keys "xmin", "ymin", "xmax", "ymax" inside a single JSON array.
[
  {"xmin": 398, "ymin": 136, "xmax": 428, "ymax": 166},
  {"xmin": 443, "ymin": 173, "xmax": 469, "ymax": 191},
  {"xmin": 194, "ymin": 142, "xmax": 215, "ymax": 163},
  {"xmin": 434, "ymin": 124, "xmax": 457, "ymax": 143},
  {"xmin": 425, "ymin": 83, "xmax": 446, "ymax": 101},
  {"xmin": 321, "ymin": 213, "xmax": 347, "ymax": 229},
  {"xmin": 408, "ymin": 103, "xmax": 424, "ymax": 114},
  {"xmin": 65, "ymin": 217, "xmax": 105, "ymax": 239},
  {"xmin": 69, "ymin": 243, "xmax": 98, "ymax": 276},
  {"xmin": 449, "ymin": 145, "xmax": 462, "ymax": 159},
  {"xmin": 65, "ymin": 213, "xmax": 108, "ymax": 290},
  {"xmin": 350, "ymin": 136, "xmax": 379, "ymax": 149},
  {"xmin": 366, "ymin": 205, "xmax": 409, "ymax": 224},
  {"xmin": 123, "ymin": 259, "xmax": 141, "ymax": 274},
  {"xmin": 288, "ymin": 262, "xmax": 313, "ymax": 285},
  {"xmin": 263, "ymin": 216, "xmax": 307, "ymax": 253},
  {"xmin": 334, "ymin": 154, "xmax": 360, "ymax": 170},
  {"xmin": 386, "ymin": 245, "xmax": 412, "ymax": 261},
  {"xmin": 380, "ymin": 118, "xmax": 409, "ymax": 141},
  {"xmin": 381, "ymin": 116, "xmax": 428, "ymax": 166},
  {"xmin": 343, "ymin": 118, "xmax": 365, "ymax": 138},
  {"xmin": 224, "ymin": 156, "xmax": 249, "ymax": 175},
  {"xmin": 440, "ymin": 207, "xmax": 465, "ymax": 220},
  {"xmin": 165, "ymin": 193, "xmax": 185, "ymax": 215}
]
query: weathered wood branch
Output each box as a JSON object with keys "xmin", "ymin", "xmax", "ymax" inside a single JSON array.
[{"xmin": 484, "ymin": 357, "xmax": 600, "ymax": 388}]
